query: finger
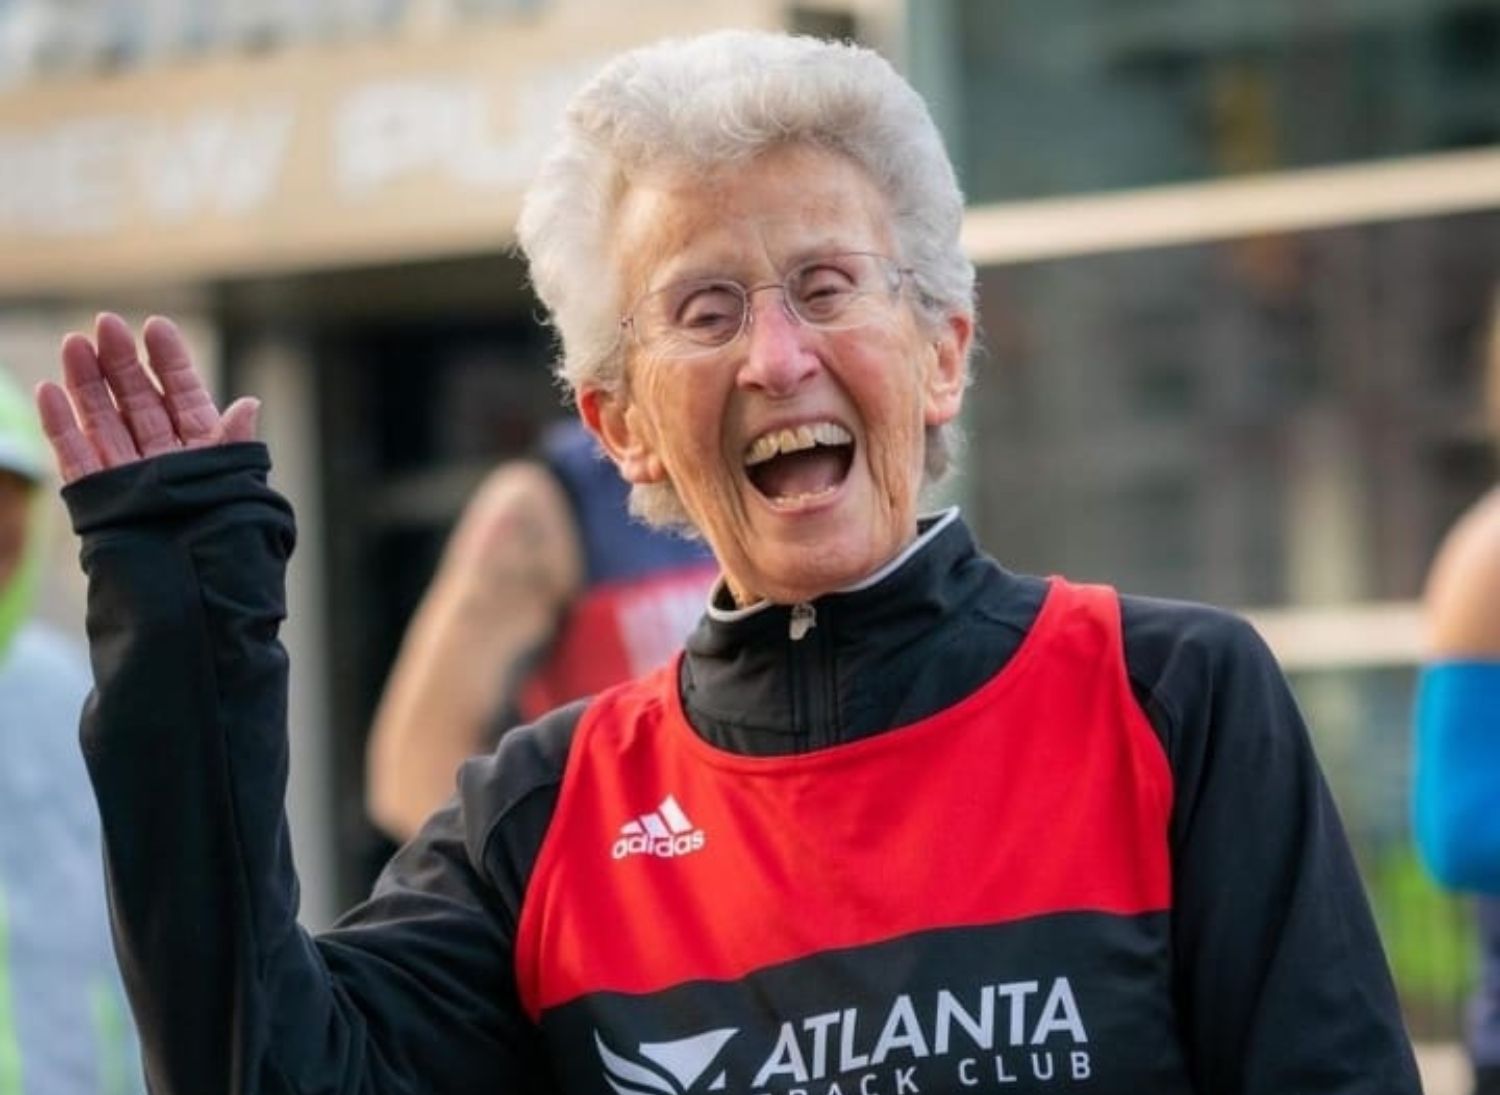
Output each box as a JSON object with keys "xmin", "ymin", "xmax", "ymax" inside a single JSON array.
[
  {"xmin": 95, "ymin": 312, "xmax": 178, "ymax": 459},
  {"xmin": 214, "ymin": 397, "xmax": 260, "ymax": 445},
  {"xmin": 143, "ymin": 315, "xmax": 221, "ymax": 447},
  {"xmin": 35, "ymin": 381, "xmax": 104, "ymax": 483},
  {"xmin": 60, "ymin": 330, "xmax": 139, "ymax": 467}
]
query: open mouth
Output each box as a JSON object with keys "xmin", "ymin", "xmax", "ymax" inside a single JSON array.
[{"xmin": 744, "ymin": 421, "xmax": 855, "ymax": 507}]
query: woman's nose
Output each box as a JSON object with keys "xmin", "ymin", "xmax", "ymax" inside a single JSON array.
[{"xmin": 736, "ymin": 289, "xmax": 820, "ymax": 395}]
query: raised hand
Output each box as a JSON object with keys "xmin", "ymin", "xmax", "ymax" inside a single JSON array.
[{"xmin": 35, "ymin": 313, "xmax": 260, "ymax": 485}]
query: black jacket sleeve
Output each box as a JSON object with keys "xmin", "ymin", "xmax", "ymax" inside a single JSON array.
[
  {"xmin": 1122, "ymin": 596, "xmax": 1421, "ymax": 1094},
  {"xmin": 65, "ymin": 445, "xmax": 570, "ymax": 1095}
]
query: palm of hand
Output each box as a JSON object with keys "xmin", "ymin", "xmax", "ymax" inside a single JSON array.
[{"xmin": 35, "ymin": 312, "xmax": 259, "ymax": 485}]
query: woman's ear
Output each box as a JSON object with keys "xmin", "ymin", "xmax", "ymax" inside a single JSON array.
[
  {"xmin": 578, "ymin": 386, "xmax": 667, "ymax": 484},
  {"xmin": 923, "ymin": 311, "xmax": 972, "ymax": 427}
]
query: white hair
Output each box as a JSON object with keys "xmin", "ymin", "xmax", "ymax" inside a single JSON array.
[{"xmin": 516, "ymin": 30, "xmax": 975, "ymax": 529}]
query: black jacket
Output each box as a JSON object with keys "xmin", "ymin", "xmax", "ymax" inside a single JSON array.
[{"xmin": 65, "ymin": 443, "xmax": 1420, "ymax": 1094}]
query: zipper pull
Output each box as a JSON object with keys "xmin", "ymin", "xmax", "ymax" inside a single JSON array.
[{"xmin": 789, "ymin": 602, "xmax": 817, "ymax": 641}]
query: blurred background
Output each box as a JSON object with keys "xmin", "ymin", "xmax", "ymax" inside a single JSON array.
[{"xmin": 2, "ymin": 0, "xmax": 1497, "ymax": 1085}]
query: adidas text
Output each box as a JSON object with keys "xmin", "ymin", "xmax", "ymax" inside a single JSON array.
[
  {"xmin": 613, "ymin": 794, "xmax": 708, "ymax": 860},
  {"xmin": 613, "ymin": 829, "xmax": 706, "ymax": 860}
]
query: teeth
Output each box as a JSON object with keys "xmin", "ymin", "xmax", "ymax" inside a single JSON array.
[
  {"xmin": 766, "ymin": 484, "xmax": 840, "ymax": 509},
  {"xmin": 744, "ymin": 421, "xmax": 853, "ymax": 466}
]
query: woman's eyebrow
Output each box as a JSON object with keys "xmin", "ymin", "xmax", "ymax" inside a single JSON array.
[
  {"xmin": 643, "ymin": 254, "xmax": 746, "ymax": 291},
  {"xmin": 654, "ymin": 240, "xmax": 873, "ymax": 289}
]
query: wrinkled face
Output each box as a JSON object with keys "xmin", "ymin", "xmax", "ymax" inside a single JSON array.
[
  {"xmin": 582, "ymin": 144, "xmax": 969, "ymax": 606},
  {"xmin": 0, "ymin": 473, "xmax": 31, "ymax": 593}
]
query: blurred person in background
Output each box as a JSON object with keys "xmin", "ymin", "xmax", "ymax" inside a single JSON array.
[
  {"xmin": 0, "ymin": 365, "xmax": 142, "ymax": 1095},
  {"xmin": 1414, "ymin": 294, "xmax": 1500, "ymax": 1095},
  {"xmin": 35, "ymin": 31, "xmax": 1418, "ymax": 1094},
  {"xmin": 365, "ymin": 417, "xmax": 716, "ymax": 843}
]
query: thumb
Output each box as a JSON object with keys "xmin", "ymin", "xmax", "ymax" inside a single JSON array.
[{"xmin": 217, "ymin": 397, "xmax": 261, "ymax": 444}]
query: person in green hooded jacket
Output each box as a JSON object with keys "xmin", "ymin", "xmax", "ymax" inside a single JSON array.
[{"xmin": 0, "ymin": 364, "xmax": 142, "ymax": 1095}]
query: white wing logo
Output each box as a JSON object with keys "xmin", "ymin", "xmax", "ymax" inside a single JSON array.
[{"xmin": 595, "ymin": 1028, "xmax": 738, "ymax": 1095}]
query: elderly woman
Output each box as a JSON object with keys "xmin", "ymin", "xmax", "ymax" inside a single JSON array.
[{"xmin": 38, "ymin": 30, "xmax": 1416, "ymax": 1095}]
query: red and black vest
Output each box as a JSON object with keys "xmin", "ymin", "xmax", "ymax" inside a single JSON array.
[{"xmin": 515, "ymin": 579, "xmax": 1195, "ymax": 1093}]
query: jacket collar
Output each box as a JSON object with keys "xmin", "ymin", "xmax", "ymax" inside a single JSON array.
[
  {"xmin": 702, "ymin": 508, "xmax": 964, "ymax": 626},
  {"xmin": 679, "ymin": 511, "xmax": 1039, "ymax": 753}
]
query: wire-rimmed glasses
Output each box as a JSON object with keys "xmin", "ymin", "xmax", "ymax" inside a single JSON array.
[{"xmin": 620, "ymin": 251, "xmax": 910, "ymax": 361}]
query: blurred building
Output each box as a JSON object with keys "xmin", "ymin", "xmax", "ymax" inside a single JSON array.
[{"xmin": 2, "ymin": 0, "xmax": 1497, "ymax": 1042}]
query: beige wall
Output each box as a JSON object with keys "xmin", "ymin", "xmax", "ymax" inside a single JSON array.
[{"xmin": 0, "ymin": 0, "xmax": 779, "ymax": 296}]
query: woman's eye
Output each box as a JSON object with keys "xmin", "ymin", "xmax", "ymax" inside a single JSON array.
[
  {"xmin": 676, "ymin": 288, "xmax": 741, "ymax": 331},
  {"xmin": 794, "ymin": 268, "xmax": 857, "ymax": 314}
]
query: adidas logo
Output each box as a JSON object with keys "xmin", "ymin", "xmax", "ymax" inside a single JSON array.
[
  {"xmin": 596, "ymin": 1027, "xmax": 736, "ymax": 1094},
  {"xmin": 611, "ymin": 794, "xmax": 707, "ymax": 860}
]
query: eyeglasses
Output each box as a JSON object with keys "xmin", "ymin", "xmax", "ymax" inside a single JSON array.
[{"xmin": 621, "ymin": 251, "xmax": 911, "ymax": 361}]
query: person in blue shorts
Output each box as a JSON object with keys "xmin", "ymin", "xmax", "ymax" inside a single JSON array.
[{"xmin": 1414, "ymin": 295, "xmax": 1500, "ymax": 1095}]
